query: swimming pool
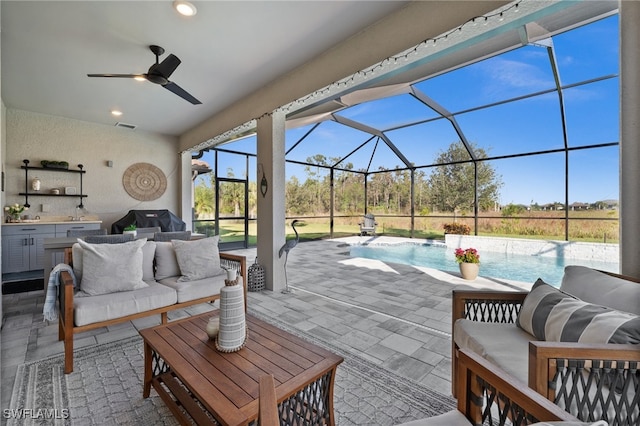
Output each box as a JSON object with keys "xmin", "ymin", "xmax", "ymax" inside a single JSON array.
[{"xmin": 349, "ymin": 243, "xmax": 619, "ymax": 286}]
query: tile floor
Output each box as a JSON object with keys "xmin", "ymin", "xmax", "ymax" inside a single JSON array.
[{"xmin": 0, "ymin": 236, "xmax": 532, "ymax": 411}]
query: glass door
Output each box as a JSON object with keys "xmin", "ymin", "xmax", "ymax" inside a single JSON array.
[{"xmin": 216, "ymin": 178, "xmax": 248, "ymax": 250}]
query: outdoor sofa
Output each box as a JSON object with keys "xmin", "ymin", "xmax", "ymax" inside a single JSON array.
[
  {"xmin": 56, "ymin": 236, "xmax": 247, "ymax": 374},
  {"xmin": 452, "ymin": 265, "xmax": 640, "ymax": 425}
]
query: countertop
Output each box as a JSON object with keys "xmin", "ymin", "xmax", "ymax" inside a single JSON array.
[{"xmin": 3, "ymin": 220, "xmax": 102, "ymax": 226}]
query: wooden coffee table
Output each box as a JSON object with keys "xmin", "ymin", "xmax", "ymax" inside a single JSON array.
[{"xmin": 140, "ymin": 311, "xmax": 343, "ymax": 426}]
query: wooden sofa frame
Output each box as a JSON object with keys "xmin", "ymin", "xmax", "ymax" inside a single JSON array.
[
  {"xmin": 451, "ymin": 271, "xmax": 640, "ymax": 425},
  {"xmin": 58, "ymin": 248, "xmax": 247, "ymax": 374},
  {"xmin": 455, "ymin": 348, "xmax": 577, "ymax": 425}
]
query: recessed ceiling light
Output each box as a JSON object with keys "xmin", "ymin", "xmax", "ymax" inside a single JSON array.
[
  {"xmin": 111, "ymin": 110, "xmax": 123, "ymax": 116},
  {"xmin": 173, "ymin": 1, "xmax": 197, "ymax": 17}
]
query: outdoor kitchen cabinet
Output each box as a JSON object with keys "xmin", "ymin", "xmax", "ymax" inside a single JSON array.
[
  {"xmin": 2, "ymin": 224, "xmax": 56, "ymax": 273},
  {"xmin": 2, "ymin": 222, "xmax": 101, "ymax": 273}
]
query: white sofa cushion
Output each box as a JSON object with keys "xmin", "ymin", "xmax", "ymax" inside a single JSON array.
[
  {"xmin": 157, "ymin": 274, "xmax": 227, "ymax": 303},
  {"xmin": 396, "ymin": 413, "xmax": 606, "ymax": 426},
  {"xmin": 561, "ymin": 265, "xmax": 640, "ymax": 315},
  {"xmin": 76, "ymin": 239, "xmax": 149, "ymax": 296},
  {"xmin": 454, "ymin": 320, "xmax": 531, "ymax": 384},
  {"xmin": 517, "ymin": 279, "xmax": 640, "ymax": 344},
  {"xmin": 74, "ymin": 282, "xmax": 177, "ymax": 326},
  {"xmin": 172, "ymin": 236, "xmax": 225, "ymax": 282}
]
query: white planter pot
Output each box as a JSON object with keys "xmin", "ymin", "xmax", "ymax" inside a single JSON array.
[{"xmin": 459, "ymin": 262, "xmax": 480, "ymax": 280}]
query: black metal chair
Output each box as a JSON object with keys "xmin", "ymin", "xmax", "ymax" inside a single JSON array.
[
  {"xmin": 135, "ymin": 226, "xmax": 162, "ymax": 239},
  {"xmin": 84, "ymin": 234, "xmax": 134, "ymax": 244},
  {"xmin": 67, "ymin": 229, "xmax": 107, "ymax": 237},
  {"xmin": 153, "ymin": 231, "xmax": 192, "ymax": 241}
]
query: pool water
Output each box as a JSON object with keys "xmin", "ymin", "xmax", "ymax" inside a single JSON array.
[{"xmin": 349, "ymin": 243, "xmax": 619, "ymax": 286}]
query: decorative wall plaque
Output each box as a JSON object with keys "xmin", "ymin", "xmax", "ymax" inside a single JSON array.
[{"xmin": 122, "ymin": 162, "xmax": 167, "ymax": 201}]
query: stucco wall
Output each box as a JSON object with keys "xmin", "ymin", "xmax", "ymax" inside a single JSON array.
[{"xmin": 4, "ymin": 109, "xmax": 181, "ymax": 230}]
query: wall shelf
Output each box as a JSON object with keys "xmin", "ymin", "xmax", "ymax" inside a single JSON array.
[
  {"xmin": 19, "ymin": 193, "xmax": 88, "ymax": 198},
  {"xmin": 20, "ymin": 159, "xmax": 87, "ymax": 208}
]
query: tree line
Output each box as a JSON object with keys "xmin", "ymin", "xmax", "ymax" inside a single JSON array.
[{"xmin": 194, "ymin": 142, "xmax": 503, "ymax": 219}]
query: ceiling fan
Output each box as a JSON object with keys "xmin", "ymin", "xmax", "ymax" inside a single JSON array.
[{"xmin": 87, "ymin": 45, "xmax": 201, "ymax": 105}]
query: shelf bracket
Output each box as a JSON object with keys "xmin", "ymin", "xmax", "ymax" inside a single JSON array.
[{"xmin": 22, "ymin": 159, "xmax": 31, "ymax": 208}]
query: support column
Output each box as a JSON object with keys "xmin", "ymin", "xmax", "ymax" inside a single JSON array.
[
  {"xmin": 256, "ymin": 111, "xmax": 286, "ymax": 291},
  {"xmin": 620, "ymin": 1, "xmax": 640, "ymax": 278},
  {"xmin": 180, "ymin": 151, "xmax": 193, "ymax": 231}
]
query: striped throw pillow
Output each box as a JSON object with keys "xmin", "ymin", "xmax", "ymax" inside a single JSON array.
[{"xmin": 516, "ymin": 279, "xmax": 640, "ymax": 344}]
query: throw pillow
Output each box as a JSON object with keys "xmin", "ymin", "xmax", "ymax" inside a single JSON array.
[
  {"xmin": 72, "ymin": 242, "xmax": 84, "ymax": 282},
  {"xmin": 516, "ymin": 279, "xmax": 640, "ymax": 344},
  {"xmin": 77, "ymin": 239, "xmax": 149, "ymax": 296},
  {"xmin": 172, "ymin": 236, "xmax": 225, "ymax": 282},
  {"xmin": 140, "ymin": 241, "xmax": 157, "ymax": 282},
  {"xmin": 561, "ymin": 265, "xmax": 640, "ymax": 315},
  {"xmin": 154, "ymin": 242, "xmax": 181, "ymax": 280},
  {"xmin": 73, "ymin": 240, "xmax": 156, "ymax": 284}
]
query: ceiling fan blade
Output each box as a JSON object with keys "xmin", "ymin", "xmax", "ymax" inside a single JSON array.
[
  {"xmin": 164, "ymin": 81, "xmax": 202, "ymax": 105},
  {"xmin": 153, "ymin": 54, "xmax": 181, "ymax": 79},
  {"xmin": 87, "ymin": 73, "xmax": 146, "ymax": 79}
]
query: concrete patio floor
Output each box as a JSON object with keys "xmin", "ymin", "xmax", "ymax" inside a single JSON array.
[{"xmin": 1, "ymin": 236, "xmax": 533, "ymax": 411}]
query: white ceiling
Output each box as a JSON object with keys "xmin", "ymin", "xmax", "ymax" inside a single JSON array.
[{"xmin": 1, "ymin": 1, "xmax": 409, "ymax": 137}]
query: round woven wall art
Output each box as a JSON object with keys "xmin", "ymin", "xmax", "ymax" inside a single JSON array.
[{"xmin": 122, "ymin": 162, "xmax": 167, "ymax": 201}]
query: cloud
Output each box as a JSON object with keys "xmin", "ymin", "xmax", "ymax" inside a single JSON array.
[{"xmin": 477, "ymin": 57, "xmax": 554, "ymax": 99}]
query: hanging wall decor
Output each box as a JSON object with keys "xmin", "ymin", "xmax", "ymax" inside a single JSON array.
[{"xmin": 122, "ymin": 162, "xmax": 167, "ymax": 201}]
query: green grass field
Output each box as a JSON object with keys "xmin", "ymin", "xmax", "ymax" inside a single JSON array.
[{"xmin": 194, "ymin": 210, "xmax": 619, "ymax": 245}]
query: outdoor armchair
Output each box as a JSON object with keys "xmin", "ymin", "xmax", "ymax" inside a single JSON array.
[
  {"xmin": 398, "ymin": 348, "xmax": 579, "ymax": 426},
  {"xmin": 359, "ymin": 213, "xmax": 377, "ymax": 236},
  {"xmin": 451, "ymin": 266, "xmax": 640, "ymax": 425}
]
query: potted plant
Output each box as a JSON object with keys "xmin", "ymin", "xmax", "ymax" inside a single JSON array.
[
  {"xmin": 454, "ymin": 247, "xmax": 480, "ymax": 280},
  {"xmin": 123, "ymin": 224, "xmax": 137, "ymax": 237},
  {"xmin": 4, "ymin": 204, "xmax": 28, "ymax": 222}
]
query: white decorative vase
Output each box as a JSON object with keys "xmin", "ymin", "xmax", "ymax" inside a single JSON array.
[
  {"xmin": 459, "ymin": 262, "xmax": 479, "ymax": 280},
  {"xmin": 31, "ymin": 177, "xmax": 41, "ymax": 192},
  {"xmin": 215, "ymin": 277, "xmax": 246, "ymax": 352}
]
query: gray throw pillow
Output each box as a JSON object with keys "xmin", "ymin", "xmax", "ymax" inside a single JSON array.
[
  {"xmin": 72, "ymin": 242, "xmax": 84, "ymax": 282},
  {"xmin": 140, "ymin": 241, "xmax": 157, "ymax": 282},
  {"xmin": 561, "ymin": 265, "xmax": 640, "ymax": 315},
  {"xmin": 77, "ymin": 239, "xmax": 149, "ymax": 296},
  {"xmin": 517, "ymin": 279, "xmax": 640, "ymax": 344},
  {"xmin": 154, "ymin": 242, "xmax": 181, "ymax": 280},
  {"xmin": 73, "ymin": 240, "xmax": 156, "ymax": 284},
  {"xmin": 172, "ymin": 236, "xmax": 225, "ymax": 282}
]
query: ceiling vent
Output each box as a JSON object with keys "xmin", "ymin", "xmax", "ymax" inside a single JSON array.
[{"xmin": 115, "ymin": 122, "xmax": 137, "ymax": 130}]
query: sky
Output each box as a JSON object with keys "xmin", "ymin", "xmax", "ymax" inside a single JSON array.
[{"xmin": 197, "ymin": 13, "xmax": 619, "ymax": 207}]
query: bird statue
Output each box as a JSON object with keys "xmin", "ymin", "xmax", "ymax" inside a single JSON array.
[{"xmin": 278, "ymin": 220, "xmax": 300, "ymax": 293}]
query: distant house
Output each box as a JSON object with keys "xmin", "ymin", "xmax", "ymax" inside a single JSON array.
[
  {"xmin": 570, "ymin": 202, "xmax": 589, "ymax": 210},
  {"xmin": 541, "ymin": 203, "xmax": 565, "ymax": 211}
]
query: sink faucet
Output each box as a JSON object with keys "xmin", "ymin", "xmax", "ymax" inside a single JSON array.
[{"xmin": 70, "ymin": 207, "xmax": 85, "ymax": 221}]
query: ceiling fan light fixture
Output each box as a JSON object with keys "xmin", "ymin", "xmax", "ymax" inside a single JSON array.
[
  {"xmin": 173, "ymin": 1, "xmax": 197, "ymax": 17},
  {"xmin": 134, "ymin": 76, "xmax": 146, "ymax": 82}
]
